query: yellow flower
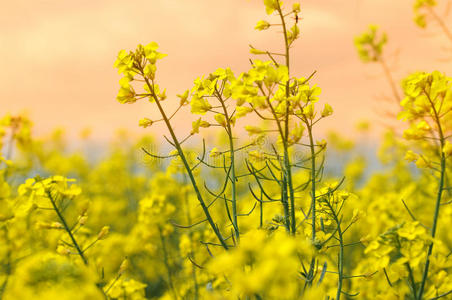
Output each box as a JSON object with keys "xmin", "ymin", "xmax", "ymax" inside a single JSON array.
[
  {"xmin": 214, "ymin": 114, "xmax": 227, "ymax": 127},
  {"xmin": 397, "ymin": 222, "xmax": 425, "ymax": 240},
  {"xmin": 119, "ymin": 257, "xmax": 129, "ymax": 275},
  {"xmin": 245, "ymin": 125, "xmax": 263, "ymax": 135},
  {"xmin": 236, "ymin": 106, "xmax": 253, "ymax": 118},
  {"xmin": 288, "ymin": 124, "xmax": 304, "ymax": 145},
  {"xmin": 191, "ymin": 118, "xmax": 210, "ymax": 134},
  {"xmin": 303, "ymin": 103, "xmax": 315, "ymax": 119},
  {"xmin": 321, "ymin": 103, "xmax": 333, "ymax": 117},
  {"xmin": 255, "ymin": 20, "xmax": 271, "ymax": 30},
  {"xmin": 249, "ymin": 47, "xmax": 267, "ymax": 55},
  {"xmin": 190, "ymin": 95, "xmax": 212, "ymax": 114},
  {"xmin": 143, "ymin": 64, "xmax": 156, "ymax": 79},
  {"xmin": 138, "ymin": 118, "xmax": 153, "ymax": 128},
  {"xmin": 263, "ymin": 0, "xmax": 279, "ymax": 15},
  {"xmin": 416, "ymin": 120, "xmax": 431, "ymax": 131},
  {"xmin": 116, "ymin": 85, "xmax": 136, "ymax": 104},
  {"xmin": 176, "ymin": 90, "xmax": 190, "ymax": 106},
  {"xmin": 317, "ymin": 139, "xmax": 327, "ymax": 149},
  {"xmin": 415, "ymin": 156, "xmax": 431, "ymax": 168},
  {"xmin": 404, "ymin": 150, "xmax": 419, "ymax": 162},
  {"xmin": 210, "ymin": 147, "xmax": 221, "ymax": 158}
]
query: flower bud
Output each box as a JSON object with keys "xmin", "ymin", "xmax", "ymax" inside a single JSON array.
[{"xmin": 97, "ymin": 226, "xmax": 110, "ymax": 240}]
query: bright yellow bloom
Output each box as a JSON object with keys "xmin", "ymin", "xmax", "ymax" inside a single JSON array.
[
  {"xmin": 245, "ymin": 125, "xmax": 263, "ymax": 135},
  {"xmin": 138, "ymin": 118, "xmax": 153, "ymax": 128},
  {"xmin": 263, "ymin": 0, "xmax": 279, "ymax": 15},
  {"xmin": 249, "ymin": 47, "xmax": 267, "ymax": 55},
  {"xmin": 415, "ymin": 156, "xmax": 431, "ymax": 168},
  {"xmin": 214, "ymin": 114, "xmax": 227, "ymax": 127},
  {"xmin": 176, "ymin": 90, "xmax": 190, "ymax": 106},
  {"xmin": 303, "ymin": 103, "xmax": 315, "ymax": 119},
  {"xmin": 255, "ymin": 20, "xmax": 271, "ymax": 30},
  {"xmin": 190, "ymin": 95, "xmax": 212, "ymax": 114},
  {"xmin": 321, "ymin": 103, "xmax": 333, "ymax": 117},
  {"xmin": 404, "ymin": 150, "xmax": 419, "ymax": 162},
  {"xmin": 236, "ymin": 106, "xmax": 253, "ymax": 118},
  {"xmin": 191, "ymin": 118, "xmax": 210, "ymax": 134}
]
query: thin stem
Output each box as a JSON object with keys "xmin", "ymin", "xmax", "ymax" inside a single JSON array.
[
  {"xmin": 0, "ymin": 228, "xmax": 12, "ymax": 300},
  {"xmin": 429, "ymin": 289, "xmax": 452, "ymax": 300},
  {"xmin": 104, "ymin": 273, "xmax": 122, "ymax": 295},
  {"xmin": 159, "ymin": 227, "xmax": 178, "ymax": 299},
  {"xmin": 307, "ymin": 124, "xmax": 317, "ymax": 242},
  {"xmin": 379, "ymin": 57, "xmax": 401, "ymax": 104},
  {"xmin": 426, "ymin": 6, "xmax": 452, "ymax": 44},
  {"xmin": 182, "ymin": 176, "xmax": 199, "ymax": 300},
  {"xmin": 216, "ymin": 88, "xmax": 239, "ymax": 241},
  {"xmin": 46, "ymin": 189, "xmax": 88, "ymax": 265},
  {"xmin": 417, "ymin": 89, "xmax": 447, "ymax": 300},
  {"xmin": 277, "ymin": 0, "xmax": 296, "ymax": 235},
  {"xmin": 323, "ymin": 195, "xmax": 344, "ymax": 300},
  {"xmin": 141, "ymin": 73, "xmax": 228, "ymax": 250}
]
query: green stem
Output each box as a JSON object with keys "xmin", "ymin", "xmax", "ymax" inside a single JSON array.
[
  {"xmin": 336, "ymin": 225, "xmax": 344, "ymax": 300},
  {"xmin": 259, "ymin": 190, "xmax": 264, "ymax": 228},
  {"xmin": 183, "ymin": 176, "xmax": 199, "ymax": 300},
  {"xmin": 417, "ymin": 90, "xmax": 447, "ymax": 300},
  {"xmin": 46, "ymin": 189, "xmax": 88, "ymax": 265},
  {"xmin": 323, "ymin": 195, "xmax": 344, "ymax": 300},
  {"xmin": 0, "ymin": 228, "xmax": 11, "ymax": 300},
  {"xmin": 142, "ymin": 75, "xmax": 228, "ymax": 250},
  {"xmin": 277, "ymin": 2, "xmax": 296, "ymax": 235},
  {"xmin": 307, "ymin": 124, "xmax": 317, "ymax": 242},
  {"xmin": 159, "ymin": 227, "xmax": 178, "ymax": 299},
  {"xmin": 217, "ymin": 90, "xmax": 239, "ymax": 241},
  {"xmin": 417, "ymin": 152, "xmax": 445, "ymax": 300},
  {"xmin": 396, "ymin": 236, "xmax": 417, "ymax": 298},
  {"xmin": 406, "ymin": 262, "xmax": 418, "ymax": 298},
  {"xmin": 46, "ymin": 189, "xmax": 109, "ymax": 300},
  {"xmin": 263, "ymin": 94, "xmax": 290, "ymax": 232}
]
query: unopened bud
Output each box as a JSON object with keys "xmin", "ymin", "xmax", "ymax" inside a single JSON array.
[
  {"xmin": 97, "ymin": 226, "xmax": 110, "ymax": 240},
  {"xmin": 119, "ymin": 257, "xmax": 129, "ymax": 275}
]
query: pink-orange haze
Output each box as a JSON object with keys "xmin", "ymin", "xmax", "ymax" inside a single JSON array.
[{"xmin": 1, "ymin": 0, "xmax": 451, "ymax": 141}]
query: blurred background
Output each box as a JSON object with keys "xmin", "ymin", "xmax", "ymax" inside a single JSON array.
[{"xmin": 1, "ymin": 0, "xmax": 451, "ymax": 142}]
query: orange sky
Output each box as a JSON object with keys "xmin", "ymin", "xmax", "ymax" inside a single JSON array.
[{"xmin": 1, "ymin": 0, "xmax": 451, "ymax": 141}]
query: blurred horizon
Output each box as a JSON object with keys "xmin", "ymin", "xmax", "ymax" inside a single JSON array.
[{"xmin": 1, "ymin": 0, "xmax": 451, "ymax": 142}]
